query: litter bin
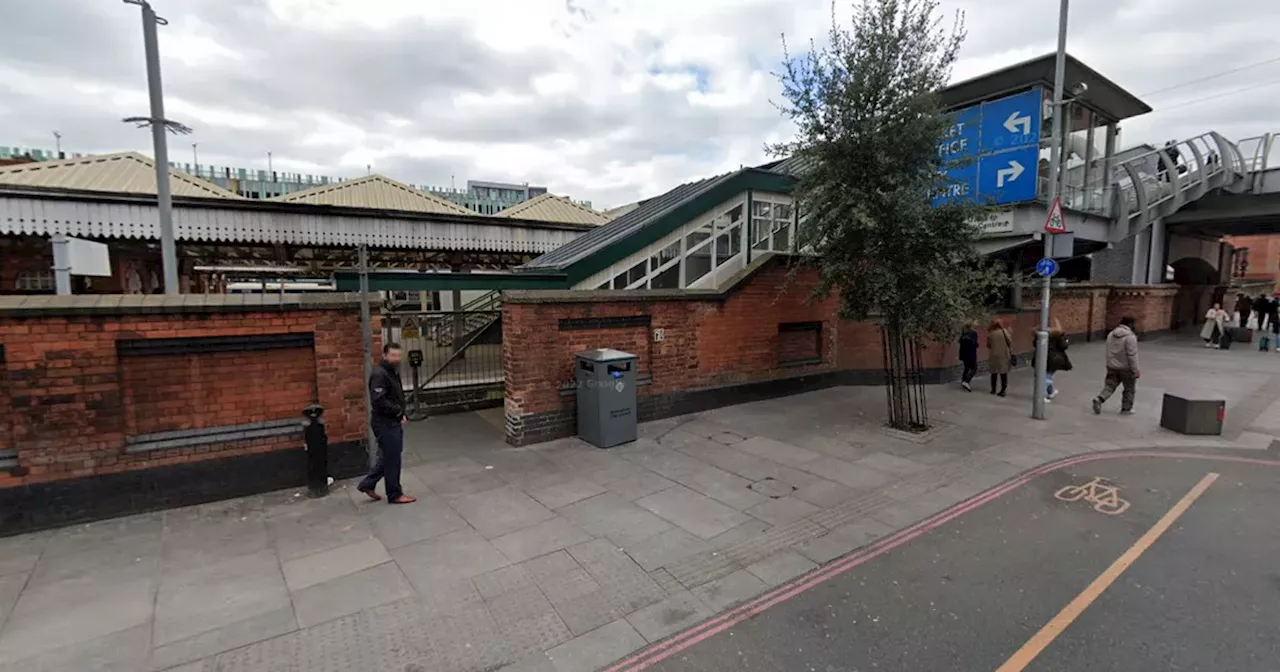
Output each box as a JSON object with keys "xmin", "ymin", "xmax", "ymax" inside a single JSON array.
[{"xmin": 575, "ymin": 349, "xmax": 638, "ymax": 448}]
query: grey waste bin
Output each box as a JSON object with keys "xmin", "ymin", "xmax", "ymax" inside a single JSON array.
[{"xmin": 575, "ymin": 349, "xmax": 638, "ymax": 448}]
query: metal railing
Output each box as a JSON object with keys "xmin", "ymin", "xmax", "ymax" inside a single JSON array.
[
  {"xmin": 383, "ymin": 293, "xmax": 504, "ymax": 417},
  {"xmin": 1062, "ymin": 131, "xmax": 1252, "ymax": 239}
]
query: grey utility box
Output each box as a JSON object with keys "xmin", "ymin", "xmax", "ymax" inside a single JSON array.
[
  {"xmin": 1160, "ymin": 393, "xmax": 1225, "ymax": 436},
  {"xmin": 575, "ymin": 349, "xmax": 638, "ymax": 448}
]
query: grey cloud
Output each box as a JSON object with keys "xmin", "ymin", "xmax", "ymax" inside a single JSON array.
[{"xmin": 1, "ymin": 0, "xmax": 1279, "ymax": 206}]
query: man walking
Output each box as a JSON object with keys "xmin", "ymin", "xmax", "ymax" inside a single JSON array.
[
  {"xmin": 1092, "ymin": 316, "xmax": 1140, "ymax": 416},
  {"xmin": 358, "ymin": 342, "xmax": 416, "ymax": 504}
]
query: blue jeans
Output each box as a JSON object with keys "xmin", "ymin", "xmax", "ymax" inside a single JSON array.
[
  {"xmin": 359, "ymin": 420, "xmax": 404, "ymax": 501},
  {"xmin": 1045, "ymin": 372, "xmax": 1056, "ymax": 397}
]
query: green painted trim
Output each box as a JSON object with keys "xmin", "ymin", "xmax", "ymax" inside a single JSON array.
[
  {"xmin": 334, "ymin": 271, "xmax": 569, "ymax": 292},
  {"xmin": 564, "ymin": 169, "xmax": 795, "ymax": 285}
]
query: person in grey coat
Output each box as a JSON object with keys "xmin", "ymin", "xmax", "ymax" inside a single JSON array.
[{"xmin": 1092, "ymin": 316, "xmax": 1140, "ymax": 416}]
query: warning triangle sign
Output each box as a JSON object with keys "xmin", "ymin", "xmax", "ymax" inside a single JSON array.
[{"xmin": 1044, "ymin": 197, "xmax": 1066, "ymax": 233}]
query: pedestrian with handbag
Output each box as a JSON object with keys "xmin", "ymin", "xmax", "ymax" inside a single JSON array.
[
  {"xmin": 987, "ymin": 319, "xmax": 1014, "ymax": 397},
  {"xmin": 1044, "ymin": 319, "xmax": 1072, "ymax": 403}
]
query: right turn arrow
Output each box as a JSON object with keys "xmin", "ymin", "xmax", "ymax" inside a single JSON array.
[{"xmin": 996, "ymin": 160, "xmax": 1025, "ymax": 188}]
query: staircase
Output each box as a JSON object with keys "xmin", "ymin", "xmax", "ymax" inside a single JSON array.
[{"xmin": 422, "ymin": 290, "xmax": 502, "ymax": 345}]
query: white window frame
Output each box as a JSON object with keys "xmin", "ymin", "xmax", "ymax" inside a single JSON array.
[{"xmin": 750, "ymin": 192, "xmax": 796, "ymax": 255}]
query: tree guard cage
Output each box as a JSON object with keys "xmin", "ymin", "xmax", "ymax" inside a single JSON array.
[{"xmin": 881, "ymin": 324, "xmax": 929, "ymax": 431}]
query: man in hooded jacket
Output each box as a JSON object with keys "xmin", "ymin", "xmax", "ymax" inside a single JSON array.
[{"xmin": 1092, "ymin": 316, "xmax": 1140, "ymax": 416}]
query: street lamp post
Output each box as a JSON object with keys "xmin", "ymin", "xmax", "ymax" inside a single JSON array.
[
  {"xmin": 1033, "ymin": 0, "xmax": 1070, "ymax": 421},
  {"xmin": 123, "ymin": 0, "xmax": 187, "ymax": 296}
]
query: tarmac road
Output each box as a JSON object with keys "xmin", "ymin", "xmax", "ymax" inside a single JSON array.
[{"xmin": 616, "ymin": 452, "xmax": 1280, "ymax": 672}]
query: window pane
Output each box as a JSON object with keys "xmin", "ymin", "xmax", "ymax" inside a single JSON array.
[
  {"xmin": 596, "ymin": 282, "xmax": 609, "ymax": 290},
  {"xmin": 686, "ymin": 219, "xmax": 713, "ymax": 252},
  {"xmin": 626, "ymin": 260, "xmax": 647, "ymax": 287},
  {"xmin": 715, "ymin": 225, "xmax": 742, "ymax": 267},
  {"xmin": 773, "ymin": 223, "xmax": 791, "ymax": 251},
  {"xmin": 612, "ymin": 272, "xmax": 627, "ymax": 289},
  {"xmin": 650, "ymin": 239, "xmax": 680, "ymax": 271},
  {"xmin": 728, "ymin": 204, "xmax": 744, "ymax": 224},
  {"xmin": 752, "ymin": 201, "xmax": 773, "ymax": 219},
  {"xmin": 774, "ymin": 203, "xmax": 793, "ymax": 221},
  {"xmin": 650, "ymin": 263, "xmax": 680, "ymax": 289},
  {"xmin": 685, "ymin": 245, "xmax": 712, "ymax": 285},
  {"xmin": 752, "ymin": 218, "xmax": 771, "ymax": 250}
]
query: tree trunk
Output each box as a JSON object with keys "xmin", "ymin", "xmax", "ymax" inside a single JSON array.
[{"xmin": 881, "ymin": 320, "xmax": 929, "ymax": 431}]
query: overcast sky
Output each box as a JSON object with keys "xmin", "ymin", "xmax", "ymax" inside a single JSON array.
[{"xmin": 2, "ymin": 0, "xmax": 1277, "ymax": 208}]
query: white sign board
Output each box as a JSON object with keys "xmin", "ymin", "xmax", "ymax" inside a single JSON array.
[
  {"xmin": 66, "ymin": 237, "xmax": 111, "ymax": 277},
  {"xmin": 974, "ymin": 210, "xmax": 1014, "ymax": 237}
]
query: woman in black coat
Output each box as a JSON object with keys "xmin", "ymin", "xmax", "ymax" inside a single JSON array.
[
  {"xmin": 1045, "ymin": 319, "xmax": 1072, "ymax": 402},
  {"xmin": 958, "ymin": 322, "xmax": 979, "ymax": 392}
]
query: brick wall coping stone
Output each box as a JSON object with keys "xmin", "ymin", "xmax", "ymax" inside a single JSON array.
[
  {"xmin": 0, "ymin": 292, "xmax": 373, "ymax": 317},
  {"xmin": 1106, "ymin": 285, "xmax": 1181, "ymax": 297}
]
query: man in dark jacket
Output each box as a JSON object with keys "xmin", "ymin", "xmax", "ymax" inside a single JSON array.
[
  {"xmin": 358, "ymin": 342, "xmax": 416, "ymax": 504},
  {"xmin": 1234, "ymin": 293, "xmax": 1252, "ymax": 328}
]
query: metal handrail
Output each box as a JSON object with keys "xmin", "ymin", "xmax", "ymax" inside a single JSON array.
[{"xmin": 1085, "ymin": 131, "xmax": 1258, "ymax": 238}]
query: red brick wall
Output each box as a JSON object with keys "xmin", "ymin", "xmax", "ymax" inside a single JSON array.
[
  {"xmin": 1225, "ymin": 234, "xmax": 1280, "ymax": 286},
  {"xmin": 0, "ymin": 305, "xmax": 370, "ymax": 489},
  {"xmin": 504, "ymin": 265, "xmax": 1187, "ymax": 444},
  {"xmin": 120, "ymin": 347, "xmax": 317, "ymax": 436},
  {"xmin": 503, "ymin": 264, "xmax": 840, "ymax": 429},
  {"xmin": 1105, "ymin": 286, "xmax": 1179, "ymax": 336}
]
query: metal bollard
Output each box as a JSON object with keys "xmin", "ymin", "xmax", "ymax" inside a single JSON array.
[
  {"xmin": 301, "ymin": 404, "xmax": 329, "ymax": 498},
  {"xmin": 407, "ymin": 349, "xmax": 425, "ymax": 421}
]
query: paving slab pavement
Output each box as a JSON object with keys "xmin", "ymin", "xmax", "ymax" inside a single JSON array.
[{"xmin": 0, "ymin": 336, "xmax": 1277, "ymax": 671}]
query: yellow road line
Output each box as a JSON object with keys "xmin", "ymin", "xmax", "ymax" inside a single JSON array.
[{"xmin": 995, "ymin": 471, "xmax": 1220, "ymax": 672}]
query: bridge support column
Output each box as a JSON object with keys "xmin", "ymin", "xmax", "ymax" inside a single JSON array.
[
  {"xmin": 1082, "ymin": 112, "xmax": 1096, "ymax": 210},
  {"xmin": 1102, "ymin": 123, "xmax": 1118, "ymax": 208},
  {"xmin": 1146, "ymin": 218, "xmax": 1167, "ymax": 283},
  {"xmin": 1132, "ymin": 228, "xmax": 1151, "ymax": 285}
]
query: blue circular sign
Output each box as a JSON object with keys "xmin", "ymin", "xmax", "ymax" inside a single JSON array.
[{"xmin": 1035, "ymin": 258, "xmax": 1059, "ymax": 278}]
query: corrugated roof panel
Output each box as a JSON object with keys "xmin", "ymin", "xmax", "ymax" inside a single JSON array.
[
  {"xmin": 496, "ymin": 193, "xmax": 609, "ymax": 226},
  {"xmin": 271, "ymin": 174, "xmax": 475, "ymax": 215},
  {"xmin": 0, "ymin": 152, "xmax": 244, "ymax": 199},
  {"xmin": 604, "ymin": 201, "xmax": 640, "ymax": 219},
  {"xmin": 521, "ymin": 171, "xmax": 736, "ymax": 270}
]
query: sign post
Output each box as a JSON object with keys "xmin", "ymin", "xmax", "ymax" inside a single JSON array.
[
  {"xmin": 357, "ymin": 245, "xmax": 377, "ymax": 468},
  {"xmin": 1034, "ymin": 0, "xmax": 1071, "ymax": 421}
]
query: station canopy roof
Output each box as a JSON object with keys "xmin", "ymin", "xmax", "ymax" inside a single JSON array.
[
  {"xmin": 496, "ymin": 193, "xmax": 610, "ymax": 226},
  {"xmin": 940, "ymin": 52, "xmax": 1151, "ymax": 124},
  {"xmin": 0, "ymin": 151, "xmax": 244, "ymax": 199},
  {"xmin": 270, "ymin": 174, "xmax": 474, "ymax": 215}
]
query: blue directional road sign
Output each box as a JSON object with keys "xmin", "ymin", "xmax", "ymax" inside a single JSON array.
[
  {"xmin": 977, "ymin": 146, "xmax": 1039, "ymax": 205},
  {"xmin": 979, "ymin": 89, "xmax": 1042, "ymax": 154},
  {"xmin": 937, "ymin": 105, "xmax": 981, "ymax": 162},
  {"xmin": 1035, "ymin": 257, "xmax": 1059, "ymax": 278},
  {"xmin": 933, "ymin": 160, "xmax": 977, "ymax": 205},
  {"xmin": 935, "ymin": 88, "xmax": 1044, "ymax": 207}
]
